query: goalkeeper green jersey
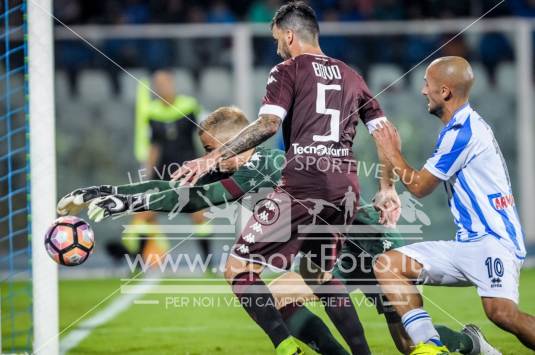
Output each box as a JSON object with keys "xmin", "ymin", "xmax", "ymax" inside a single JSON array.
[
  {"xmin": 347, "ymin": 203, "xmax": 404, "ymax": 256},
  {"xmin": 116, "ymin": 146, "xmax": 285, "ymax": 213}
]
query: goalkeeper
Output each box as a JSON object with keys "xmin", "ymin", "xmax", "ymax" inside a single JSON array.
[
  {"xmin": 57, "ymin": 106, "xmax": 284, "ymax": 228},
  {"xmin": 57, "ymin": 106, "xmax": 491, "ymax": 354}
]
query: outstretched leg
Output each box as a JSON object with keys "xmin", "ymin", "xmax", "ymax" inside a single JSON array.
[
  {"xmin": 269, "ymin": 272, "xmax": 350, "ymax": 355},
  {"xmin": 377, "ymin": 315, "xmax": 483, "ymax": 354},
  {"xmin": 300, "ymin": 258, "xmax": 371, "ymax": 354},
  {"xmin": 373, "ymin": 250, "xmax": 444, "ymax": 347},
  {"xmin": 482, "ymin": 297, "xmax": 535, "ymax": 349},
  {"xmin": 224, "ymin": 255, "xmax": 301, "ymax": 354}
]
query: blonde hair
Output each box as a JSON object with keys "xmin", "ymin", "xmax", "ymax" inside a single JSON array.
[{"xmin": 199, "ymin": 106, "xmax": 249, "ymax": 142}]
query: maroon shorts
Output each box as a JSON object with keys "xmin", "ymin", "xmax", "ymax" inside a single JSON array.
[{"xmin": 231, "ymin": 187, "xmax": 354, "ymax": 271}]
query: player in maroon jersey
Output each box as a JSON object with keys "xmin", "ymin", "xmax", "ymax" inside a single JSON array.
[{"xmin": 173, "ymin": 2, "xmax": 399, "ymax": 354}]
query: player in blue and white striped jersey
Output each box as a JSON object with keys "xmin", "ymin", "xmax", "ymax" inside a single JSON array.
[
  {"xmin": 424, "ymin": 102, "xmax": 525, "ymax": 260},
  {"xmin": 373, "ymin": 56, "xmax": 534, "ymax": 354}
]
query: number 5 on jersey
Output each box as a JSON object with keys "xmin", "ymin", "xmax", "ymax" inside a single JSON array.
[{"xmin": 313, "ymin": 83, "xmax": 341, "ymax": 143}]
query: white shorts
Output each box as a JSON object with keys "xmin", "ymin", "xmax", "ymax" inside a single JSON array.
[{"xmin": 395, "ymin": 237, "xmax": 523, "ymax": 303}]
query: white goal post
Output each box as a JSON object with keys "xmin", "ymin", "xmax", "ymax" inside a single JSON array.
[{"xmin": 28, "ymin": 0, "xmax": 59, "ymax": 354}]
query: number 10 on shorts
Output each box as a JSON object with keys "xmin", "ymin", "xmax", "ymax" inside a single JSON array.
[{"xmin": 485, "ymin": 257, "xmax": 504, "ymax": 279}]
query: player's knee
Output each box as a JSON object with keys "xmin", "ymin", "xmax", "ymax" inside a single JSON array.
[
  {"xmin": 223, "ymin": 258, "xmax": 243, "ymax": 284},
  {"xmin": 484, "ymin": 299, "xmax": 519, "ymax": 331},
  {"xmin": 487, "ymin": 308, "xmax": 517, "ymax": 330},
  {"xmin": 223, "ymin": 268, "xmax": 234, "ymax": 284},
  {"xmin": 374, "ymin": 251, "xmax": 411, "ymax": 281},
  {"xmin": 224, "ymin": 256, "xmax": 263, "ymax": 285}
]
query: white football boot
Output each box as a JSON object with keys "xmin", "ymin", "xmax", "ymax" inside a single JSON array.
[{"xmin": 462, "ymin": 324, "xmax": 501, "ymax": 355}]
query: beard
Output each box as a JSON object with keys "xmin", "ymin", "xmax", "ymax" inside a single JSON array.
[
  {"xmin": 428, "ymin": 102, "xmax": 444, "ymax": 118},
  {"xmin": 278, "ymin": 43, "xmax": 291, "ymax": 60}
]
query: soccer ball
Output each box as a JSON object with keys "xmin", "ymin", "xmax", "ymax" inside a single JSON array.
[{"xmin": 44, "ymin": 216, "xmax": 95, "ymax": 266}]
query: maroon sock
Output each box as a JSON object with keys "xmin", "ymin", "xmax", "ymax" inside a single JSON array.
[
  {"xmin": 232, "ymin": 272, "xmax": 291, "ymax": 347},
  {"xmin": 314, "ymin": 278, "xmax": 371, "ymax": 355}
]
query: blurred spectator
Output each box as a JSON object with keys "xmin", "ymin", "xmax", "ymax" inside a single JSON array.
[
  {"xmin": 479, "ymin": 33, "xmax": 514, "ymax": 86},
  {"xmin": 100, "ymin": 1, "xmax": 145, "ymax": 95},
  {"xmin": 439, "ymin": 34, "xmax": 471, "ymax": 59},
  {"xmin": 207, "ymin": 0, "xmax": 237, "ymax": 23},
  {"xmin": 508, "ymin": 0, "xmax": 535, "ymax": 17},
  {"xmin": 320, "ymin": 9, "xmax": 351, "ymax": 62},
  {"xmin": 403, "ymin": 35, "xmax": 440, "ymax": 70},
  {"xmin": 54, "ymin": 0, "xmax": 82, "ymax": 24},
  {"xmin": 355, "ymin": 0, "xmax": 375, "ymax": 19},
  {"xmin": 54, "ymin": 0, "xmax": 88, "ymax": 95},
  {"xmin": 405, "ymin": 0, "xmax": 434, "ymax": 19},
  {"xmin": 507, "ymin": 0, "xmax": 535, "ymax": 80},
  {"xmin": 248, "ymin": 0, "xmax": 280, "ymax": 23},
  {"xmin": 149, "ymin": 0, "xmax": 187, "ymax": 23},
  {"xmin": 481, "ymin": 0, "xmax": 512, "ymax": 17},
  {"xmin": 55, "ymin": 42, "xmax": 94, "ymax": 96},
  {"xmin": 249, "ymin": 0, "xmax": 280, "ymax": 66},
  {"xmin": 432, "ymin": 0, "xmax": 471, "ymax": 19},
  {"xmin": 187, "ymin": 5, "xmax": 207, "ymax": 23},
  {"xmin": 373, "ymin": 0, "xmax": 405, "ymax": 21},
  {"xmin": 123, "ymin": 0, "xmax": 150, "ymax": 24},
  {"xmin": 338, "ymin": 0, "xmax": 365, "ymax": 21}
]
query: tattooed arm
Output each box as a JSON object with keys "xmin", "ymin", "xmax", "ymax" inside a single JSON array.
[
  {"xmin": 172, "ymin": 115, "xmax": 281, "ymax": 186},
  {"xmin": 218, "ymin": 115, "xmax": 281, "ymax": 159}
]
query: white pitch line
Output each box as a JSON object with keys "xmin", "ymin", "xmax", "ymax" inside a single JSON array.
[
  {"xmin": 59, "ymin": 281, "xmax": 157, "ymax": 355},
  {"xmin": 133, "ymin": 299, "xmax": 160, "ymax": 305}
]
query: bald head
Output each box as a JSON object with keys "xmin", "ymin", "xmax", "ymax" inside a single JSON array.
[
  {"xmin": 422, "ymin": 56, "xmax": 474, "ymax": 119},
  {"xmin": 427, "ymin": 56, "xmax": 474, "ymax": 98}
]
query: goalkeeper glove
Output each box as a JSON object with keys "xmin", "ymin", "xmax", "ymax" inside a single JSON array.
[
  {"xmin": 57, "ymin": 185, "xmax": 116, "ymax": 216},
  {"xmin": 88, "ymin": 194, "xmax": 148, "ymax": 222}
]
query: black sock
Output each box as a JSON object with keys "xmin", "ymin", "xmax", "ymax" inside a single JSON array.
[
  {"xmin": 232, "ymin": 272, "xmax": 291, "ymax": 347},
  {"xmin": 280, "ymin": 303, "xmax": 349, "ymax": 355},
  {"xmin": 314, "ymin": 278, "xmax": 371, "ymax": 355}
]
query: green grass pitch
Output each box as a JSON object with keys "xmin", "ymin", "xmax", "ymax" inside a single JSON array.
[
  {"xmin": 3, "ymin": 269, "xmax": 535, "ymax": 354},
  {"xmin": 63, "ymin": 269, "xmax": 535, "ymax": 354}
]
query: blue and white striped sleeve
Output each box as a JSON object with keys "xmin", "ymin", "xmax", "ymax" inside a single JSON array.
[{"xmin": 424, "ymin": 122, "xmax": 476, "ymax": 181}]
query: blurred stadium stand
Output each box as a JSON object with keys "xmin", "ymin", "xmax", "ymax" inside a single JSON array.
[{"xmin": 53, "ymin": 0, "xmax": 530, "ymax": 98}]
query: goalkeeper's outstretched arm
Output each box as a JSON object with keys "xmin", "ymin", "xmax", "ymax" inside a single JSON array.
[
  {"xmin": 115, "ymin": 180, "xmax": 180, "ymax": 195},
  {"xmin": 143, "ymin": 182, "xmax": 233, "ymax": 213},
  {"xmin": 86, "ymin": 180, "xmax": 238, "ymax": 222},
  {"xmin": 57, "ymin": 180, "xmax": 176, "ymax": 216},
  {"xmin": 57, "ymin": 176, "xmax": 216, "ymax": 216},
  {"xmin": 115, "ymin": 172, "xmax": 221, "ymax": 194}
]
